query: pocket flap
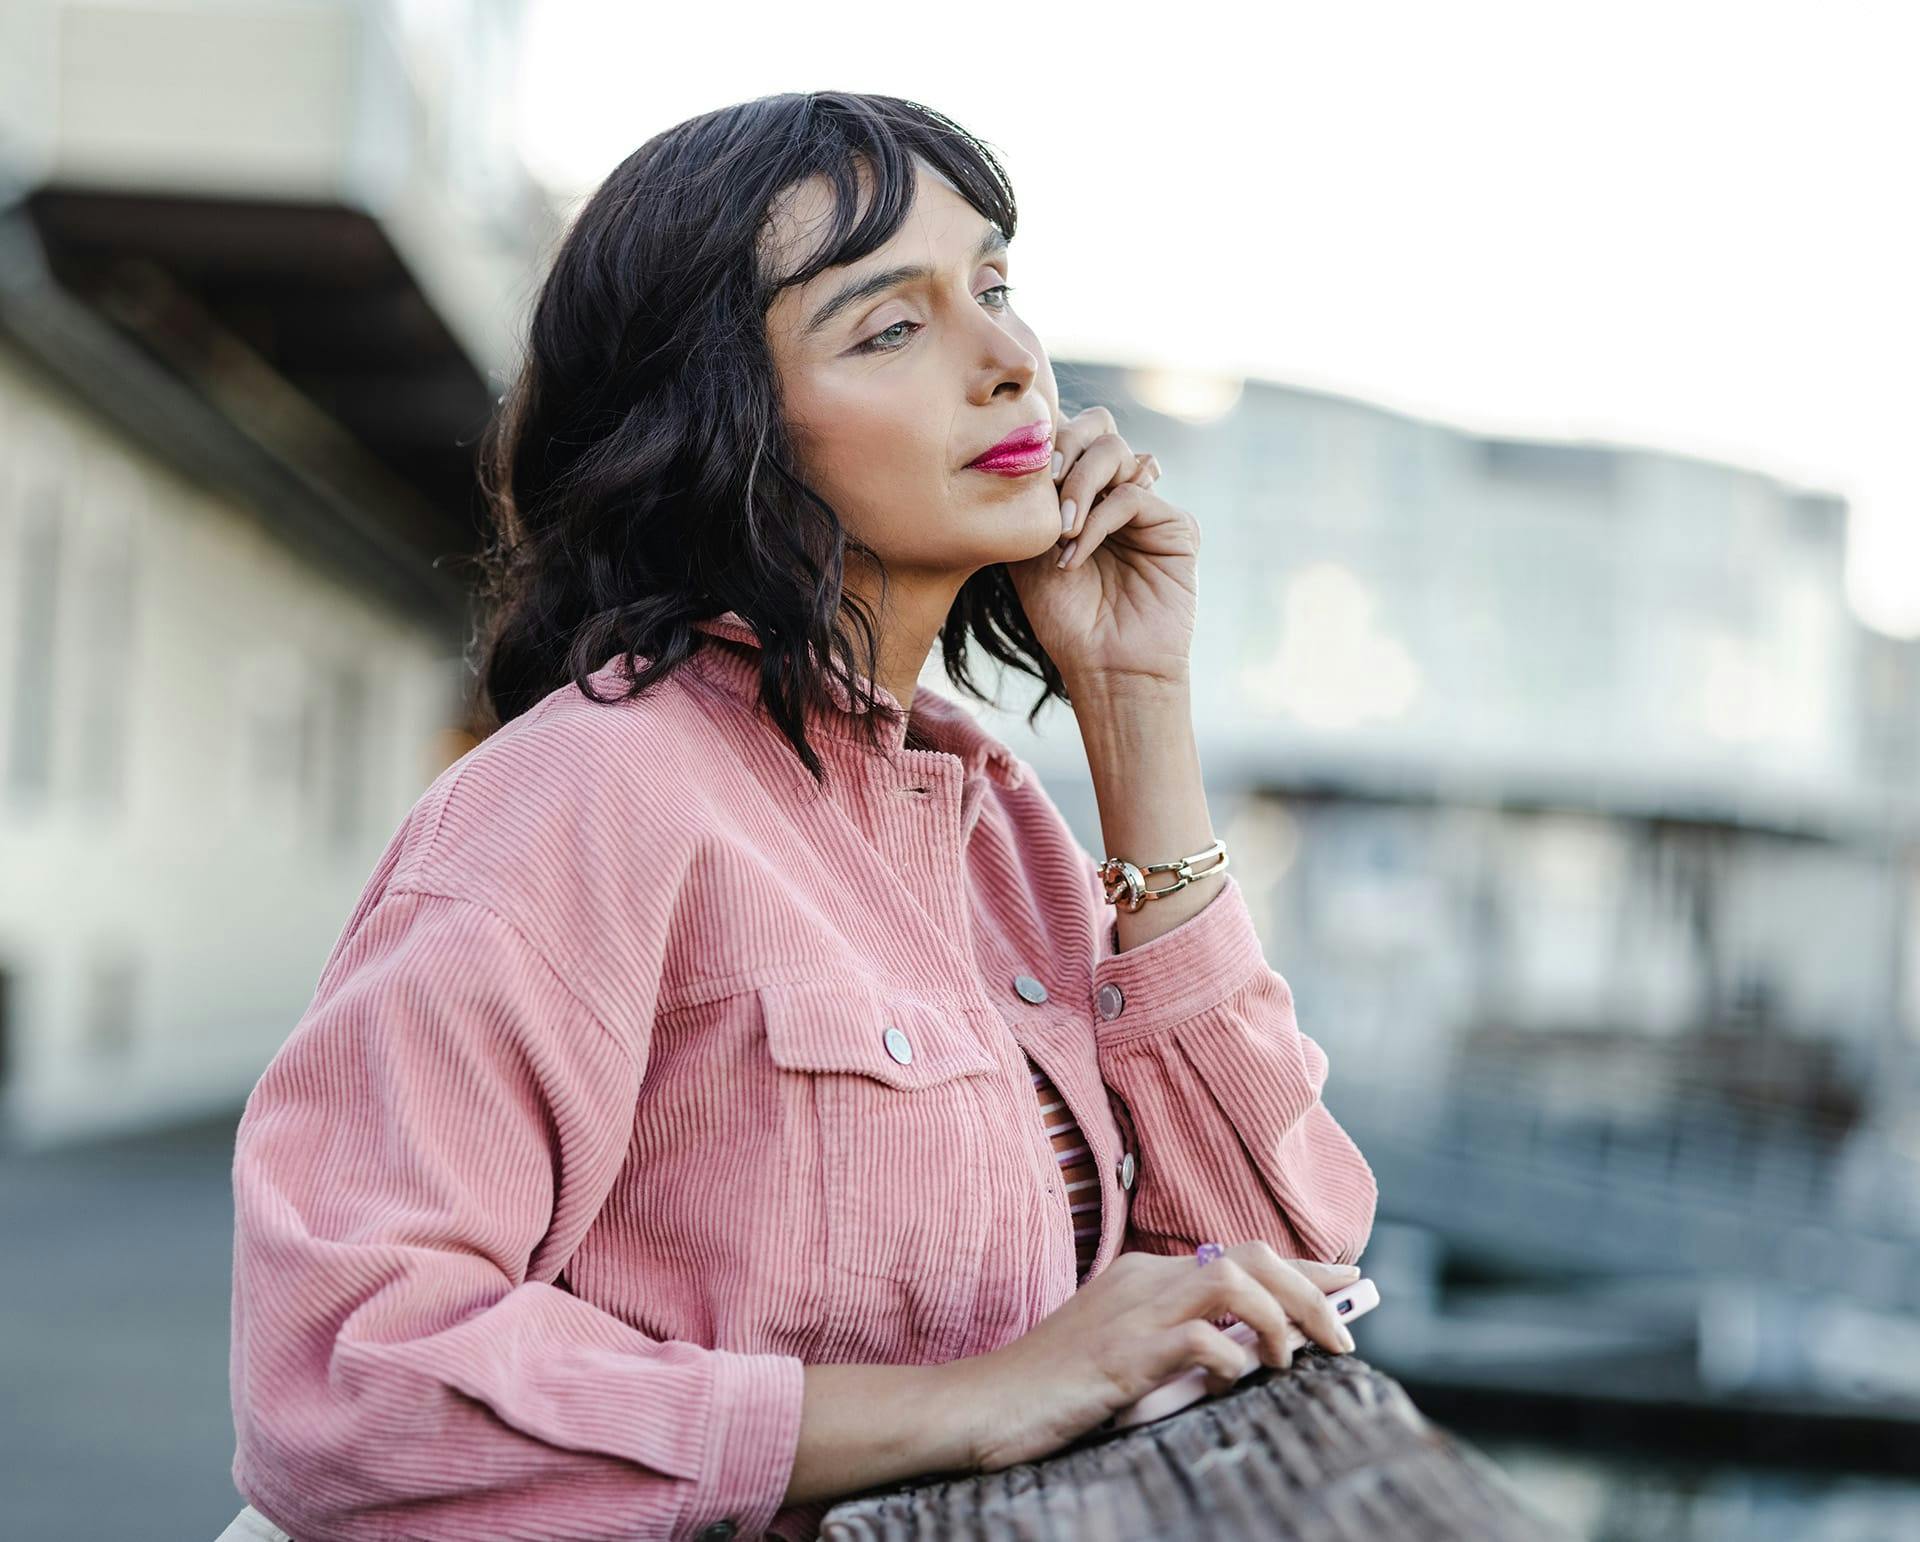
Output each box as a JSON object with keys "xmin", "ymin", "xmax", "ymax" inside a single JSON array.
[{"xmin": 760, "ymin": 977, "xmax": 998, "ymax": 1090}]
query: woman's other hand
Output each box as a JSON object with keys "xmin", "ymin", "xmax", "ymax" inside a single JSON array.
[{"xmin": 941, "ymin": 1243, "xmax": 1361, "ymax": 1474}]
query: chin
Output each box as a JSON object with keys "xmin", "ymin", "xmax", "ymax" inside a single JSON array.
[
  {"xmin": 952, "ymin": 489, "xmax": 1067, "ymax": 563},
  {"xmin": 999, "ymin": 512, "xmax": 1067, "ymax": 564},
  {"xmin": 990, "ymin": 499, "xmax": 1067, "ymax": 553}
]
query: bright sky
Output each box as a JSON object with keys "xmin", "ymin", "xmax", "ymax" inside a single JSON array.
[{"xmin": 514, "ymin": 0, "xmax": 1919, "ymax": 638}]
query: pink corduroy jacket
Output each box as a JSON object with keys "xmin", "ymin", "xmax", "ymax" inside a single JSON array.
[{"xmin": 228, "ymin": 610, "xmax": 1378, "ymax": 1542}]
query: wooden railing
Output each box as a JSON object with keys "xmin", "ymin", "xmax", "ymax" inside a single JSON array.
[{"xmin": 818, "ymin": 1347, "xmax": 1572, "ymax": 1540}]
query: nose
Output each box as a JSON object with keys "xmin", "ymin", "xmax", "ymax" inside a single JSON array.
[{"xmin": 971, "ymin": 322, "xmax": 1038, "ymax": 404}]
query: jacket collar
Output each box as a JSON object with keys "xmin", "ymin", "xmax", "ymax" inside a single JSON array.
[{"xmin": 681, "ymin": 610, "xmax": 1026, "ymax": 790}]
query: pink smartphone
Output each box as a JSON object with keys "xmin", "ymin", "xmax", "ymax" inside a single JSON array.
[{"xmin": 1105, "ymin": 1276, "xmax": 1381, "ymax": 1431}]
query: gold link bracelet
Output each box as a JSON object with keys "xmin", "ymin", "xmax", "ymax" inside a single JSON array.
[{"xmin": 1097, "ymin": 837, "xmax": 1230, "ymax": 913}]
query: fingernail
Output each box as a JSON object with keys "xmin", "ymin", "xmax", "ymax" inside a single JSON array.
[
  {"xmin": 1060, "ymin": 498, "xmax": 1076, "ymax": 531},
  {"xmin": 1338, "ymin": 1264, "xmax": 1361, "ymax": 1276},
  {"xmin": 1338, "ymin": 1328, "xmax": 1355, "ymax": 1352},
  {"xmin": 1051, "ymin": 450, "xmax": 1063, "ymax": 479},
  {"xmin": 1056, "ymin": 539, "xmax": 1076, "ymax": 568}
]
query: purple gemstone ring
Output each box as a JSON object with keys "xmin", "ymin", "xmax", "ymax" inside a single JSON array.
[{"xmin": 1195, "ymin": 1242, "xmax": 1226, "ymax": 1267}]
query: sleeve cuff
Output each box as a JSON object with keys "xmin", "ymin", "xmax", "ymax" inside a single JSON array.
[
  {"xmin": 685, "ymin": 1349, "xmax": 807, "ymax": 1539},
  {"xmin": 1089, "ymin": 872, "xmax": 1275, "ymax": 1040}
]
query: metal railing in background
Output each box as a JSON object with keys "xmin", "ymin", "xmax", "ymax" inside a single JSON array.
[{"xmin": 1341, "ymin": 1052, "xmax": 1920, "ymax": 1311}]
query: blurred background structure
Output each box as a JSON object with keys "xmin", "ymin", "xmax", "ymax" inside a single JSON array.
[
  {"xmin": 1011, "ymin": 363, "xmax": 1920, "ymax": 1524},
  {"xmin": 0, "ymin": 0, "xmax": 545, "ymax": 1144},
  {"xmin": 3, "ymin": 2, "xmax": 1917, "ymax": 1539}
]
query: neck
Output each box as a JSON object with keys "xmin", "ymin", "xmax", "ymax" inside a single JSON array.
[{"xmin": 846, "ymin": 569, "xmax": 960, "ymax": 724}]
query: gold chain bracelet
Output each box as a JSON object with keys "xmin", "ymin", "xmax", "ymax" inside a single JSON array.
[{"xmin": 1097, "ymin": 837, "xmax": 1230, "ymax": 914}]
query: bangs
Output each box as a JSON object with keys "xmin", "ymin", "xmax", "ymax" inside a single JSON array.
[{"xmin": 758, "ymin": 94, "xmax": 1019, "ymax": 300}]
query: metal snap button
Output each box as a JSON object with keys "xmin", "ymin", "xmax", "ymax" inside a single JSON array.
[
  {"xmin": 1013, "ymin": 972, "xmax": 1048, "ymax": 1004},
  {"xmin": 1118, "ymin": 1151, "xmax": 1136, "ymax": 1190},
  {"xmin": 696, "ymin": 1523, "xmax": 738, "ymax": 1541},
  {"xmin": 1096, "ymin": 982, "xmax": 1125, "ymax": 1021},
  {"xmin": 883, "ymin": 1025, "xmax": 913, "ymax": 1065}
]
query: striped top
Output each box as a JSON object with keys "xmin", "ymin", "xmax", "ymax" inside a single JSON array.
[{"xmin": 1028, "ymin": 1055, "xmax": 1101, "ymax": 1283}]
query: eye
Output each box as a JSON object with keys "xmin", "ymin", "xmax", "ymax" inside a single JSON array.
[
  {"xmin": 857, "ymin": 318, "xmax": 917, "ymax": 354},
  {"xmin": 854, "ymin": 284, "xmax": 1017, "ymax": 354}
]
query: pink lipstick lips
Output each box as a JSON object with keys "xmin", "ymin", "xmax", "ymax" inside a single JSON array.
[{"xmin": 965, "ymin": 420, "xmax": 1054, "ymax": 475}]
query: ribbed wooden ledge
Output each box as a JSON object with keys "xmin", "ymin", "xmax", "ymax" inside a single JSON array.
[{"xmin": 819, "ymin": 1349, "xmax": 1573, "ymax": 1541}]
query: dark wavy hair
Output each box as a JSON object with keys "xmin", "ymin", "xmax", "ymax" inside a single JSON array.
[{"xmin": 468, "ymin": 90, "xmax": 1078, "ymax": 786}]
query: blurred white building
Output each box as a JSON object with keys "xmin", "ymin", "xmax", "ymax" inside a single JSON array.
[
  {"xmin": 6, "ymin": 2, "xmax": 1918, "ymax": 1201},
  {"xmin": 0, "ymin": 0, "xmax": 558, "ymax": 1143},
  {"xmin": 970, "ymin": 363, "xmax": 1920, "ymax": 1274}
]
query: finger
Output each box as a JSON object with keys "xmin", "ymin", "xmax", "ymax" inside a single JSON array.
[
  {"xmin": 1059, "ymin": 480, "xmax": 1149, "ymax": 571},
  {"xmin": 1057, "ymin": 432, "xmax": 1137, "ymax": 542},
  {"xmin": 1050, "ymin": 403, "xmax": 1118, "ymax": 489},
  {"xmin": 1166, "ymin": 1318, "xmax": 1260, "ymax": 1398},
  {"xmin": 1249, "ymin": 1248, "xmax": 1354, "ymax": 1355},
  {"xmin": 1291, "ymin": 1259, "xmax": 1363, "ymax": 1288},
  {"xmin": 1128, "ymin": 452, "xmax": 1161, "ymax": 486},
  {"xmin": 1182, "ymin": 1257, "xmax": 1299, "ymax": 1372}
]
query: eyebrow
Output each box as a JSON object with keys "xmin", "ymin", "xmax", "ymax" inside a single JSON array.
[{"xmin": 801, "ymin": 223, "xmax": 1010, "ymax": 341}]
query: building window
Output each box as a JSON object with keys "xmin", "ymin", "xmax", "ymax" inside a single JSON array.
[
  {"xmin": 326, "ymin": 661, "xmax": 371, "ymax": 851},
  {"xmin": 7, "ymin": 481, "xmax": 63, "ymax": 804},
  {"xmin": 0, "ymin": 963, "xmax": 13, "ymax": 1095},
  {"xmin": 82, "ymin": 950, "xmax": 140, "ymax": 1061},
  {"xmin": 75, "ymin": 499, "xmax": 139, "ymax": 814}
]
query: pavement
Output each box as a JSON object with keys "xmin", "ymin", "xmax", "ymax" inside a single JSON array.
[{"xmin": 1, "ymin": 1109, "xmax": 247, "ymax": 1540}]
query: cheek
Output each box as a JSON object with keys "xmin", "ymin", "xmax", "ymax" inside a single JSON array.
[
  {"xmin": 799, "ymin": 381, "xmax": 931, "ymax": 488},
  {"xmin": 802, "ymin": 384, "xmax": 956, "ymax": 542},
  {"xmin": 814, "ymin": 374, "xmax": 940, "ymax": 476}
]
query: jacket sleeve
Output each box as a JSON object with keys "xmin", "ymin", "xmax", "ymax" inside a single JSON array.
[
  {"xmin": 229, "ymin": 886, "xmax": 804, "ymax": 1541},
  {"xmin": 1086, "ymin": 857, "xmax": 1379, "ymax": 1268}
]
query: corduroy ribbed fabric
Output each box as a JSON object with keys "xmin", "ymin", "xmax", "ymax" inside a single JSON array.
[{"xmin": 228, "ymin": 609, "xmax": 1378, "ymax": 1541}]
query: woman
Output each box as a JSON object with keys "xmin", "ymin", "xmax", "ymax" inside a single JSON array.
[{"xmin": 225, "ymin": 91, "xmax": 1377, "ymax": 1542}]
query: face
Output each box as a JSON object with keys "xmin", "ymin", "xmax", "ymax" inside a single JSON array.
[{"xmin": 762, "ymin": 157, "xmax": 1064, "ymax": 605}]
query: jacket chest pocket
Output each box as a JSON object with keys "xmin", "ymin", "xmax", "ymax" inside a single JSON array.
[{"xmin": 760, "ymin": 977, "xmax": 1000, "ymax": 1292}]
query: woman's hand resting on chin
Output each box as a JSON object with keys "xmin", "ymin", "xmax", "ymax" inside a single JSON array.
[{"xmin": 1006, "ymin": 402, "xmax": 1201, "ymax": 697}]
